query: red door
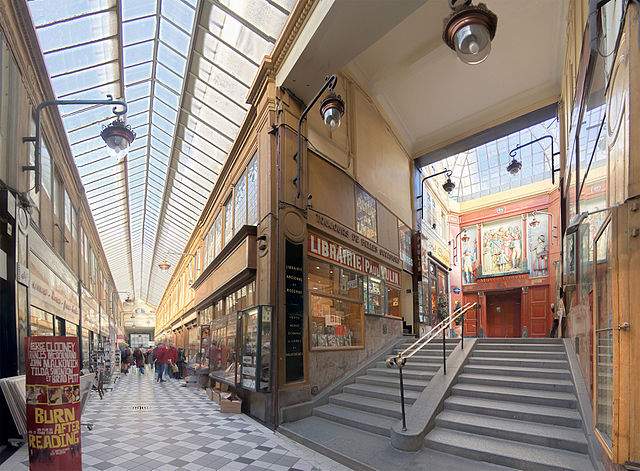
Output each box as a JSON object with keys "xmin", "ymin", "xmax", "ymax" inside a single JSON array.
[
  {"xmin": 462, "ymin": 293, "xmax": 480, "ymax": 337},
  {"xmin": 486, "ymin": 291, "xmax": 521, "ymax": 337}
]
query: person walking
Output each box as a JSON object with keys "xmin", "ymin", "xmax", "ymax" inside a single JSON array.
[
  {"xmin": 154, "ymin": 342, "xmax": 169, "ymax": 383},
  {"xmin": 121, "ymin": 345, "xmax": 131, "ymax": 375},
  {"xmin": 133, "ymin": 347, "xmax": 145, "ymax": 374},
  {"xmin": 167, "ymin": 343, "xmax": 178, "ymax": 379}
]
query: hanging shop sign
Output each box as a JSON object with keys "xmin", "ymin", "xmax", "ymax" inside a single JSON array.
[
  {"xmin": 80, "ymin": 288, "xmax": 99, "ymax": 334},
  {"xmin": 26, "ymin": 336, "xmax": 82, "ymax": 471},
  {"xmin": 308, "ymin": 209, "xmax": 402, "ymax": 269},
  {"xmin": 29, "ymin": 255, "xmax": 80, "ymax": 326},
  {"xmin": 421, "ymin": 235, "xmax": 451, "ymax": 271},
  {"xmin": 308, "ymin": 233, "xmax": 401, "ymax": 287},
  {"xmin": 285, "ymin": 240, "xmax": 304, "ymax": 383}
]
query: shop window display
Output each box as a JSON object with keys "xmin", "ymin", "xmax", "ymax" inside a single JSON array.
[
  {"xmin": 30, "ymin": 307, "xmax": 54, "ymax": 336},
  {"xmin": 309, "ymin": 261, "xmax": 364, "ymax": 349},
  {"xmin": 239, "ymin": 306, "xmax": 271, "ymax": 392}
]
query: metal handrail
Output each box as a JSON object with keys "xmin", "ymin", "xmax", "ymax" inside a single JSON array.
[{"xmin": 386, "ymin": 302, "xmax": 477, "ymax": 431}]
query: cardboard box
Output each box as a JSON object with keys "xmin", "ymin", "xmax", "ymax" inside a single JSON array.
[{"xmin": 220, "ymin": 395, "xmax": 242, "ymax": 413}]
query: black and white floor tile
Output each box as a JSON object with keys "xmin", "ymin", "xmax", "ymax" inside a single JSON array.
[{"xmin": 2, "ymin": 370, "xmax": 347, "ymax": 471}]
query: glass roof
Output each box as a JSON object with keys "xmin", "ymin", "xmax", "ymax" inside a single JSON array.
[
  {"xmin": 28, "ymin": 0, "xmax": 295, "ymax": 305},
  {"xmin": 427, "ymin": 117, "xmax": 560, "ymax": 203}
]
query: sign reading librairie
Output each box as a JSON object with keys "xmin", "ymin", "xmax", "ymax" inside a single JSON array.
[
  {"xmin": 308, "ymin": 233, "xmax": 401, "ymax": 287},
  {"xmin": 26, "ymin": 336, "xmax": 82, "ymax": 471}
]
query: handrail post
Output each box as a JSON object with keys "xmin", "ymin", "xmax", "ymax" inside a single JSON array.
[
  {"xmin": 398, "ymin": 358, "xmax": 407, "ymax": 431},
  {"xmin": 442, "ymin": 322, "xmax": 447, "ymax": 375},
  {"xmin": 461, "ymin": 309, "xmax": 465, "ymax": 350}
]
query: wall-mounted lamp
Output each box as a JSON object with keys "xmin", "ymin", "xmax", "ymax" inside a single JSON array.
[
  {"xmin": 295, "ymin": 74, "xmax": 345, "ymax": 199},
  {"xmin": 508, "ymin": 134, "xmax": 560, "ymax": 184},
  {"xmin": 416, "ymin": 168, "xmax": 455, "ymax": 219},
  {"xmin": 23, "ymin": 95, "xmax": 131, "ymax": 193},
  {"xmin": 442, "ymin": 0, "xmax": 498, "ymax": 65}
]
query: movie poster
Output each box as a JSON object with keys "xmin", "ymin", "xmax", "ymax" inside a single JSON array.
[
  {"xmin": 26, "ymin": 336, "xmax": 82, "ymax": 470},
  {"xmin": 481, "ymin": 216, "xmax": 525, "ymax": 276}
]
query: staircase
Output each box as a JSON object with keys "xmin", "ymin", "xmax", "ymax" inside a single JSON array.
[
  {"xmin": 311, "ymin": 337, "xmax": 460, "ymax": 436},
  {"xmin": 425, "ymin": 338, "xmax": 596, "ymax": 471}
]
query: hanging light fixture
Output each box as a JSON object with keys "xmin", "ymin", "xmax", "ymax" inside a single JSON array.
[
  {"xmin": 506, "ymin": 158, "xmax": 522, "ymax": 175},
  {"xmin": 319, "ymin": 92, "xmax": 345, "ymax": 130},
  {"xmin": 442, "ymin": 0, "xmax": 498, "ymax": 65},
  {"xmin": 442, "ymin": 171, "xmax": 456, "ymax": 194},
  {"xmin": 101, "ymin": 118, "xmax": 136, "ymax": 155},
  {"xmin": 158, "ymin": 259, "xmax": 171, "ymax": 271}
]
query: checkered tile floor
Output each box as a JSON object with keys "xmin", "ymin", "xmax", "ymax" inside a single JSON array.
[{"xmin": 2, "ymin": 370, "xmax": 346, "ymax": 471}]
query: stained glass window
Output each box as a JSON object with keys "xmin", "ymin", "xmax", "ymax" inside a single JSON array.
[{"xmin": 355, "ymin": 187, "xmax": 377, "ymax": 241}]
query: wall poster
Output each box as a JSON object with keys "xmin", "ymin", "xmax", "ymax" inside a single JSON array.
[
  {"xmin": 26, "ymin": 336, "xmax": 81, "ymax": 470},
  {"xmin": 480, "ymin": 216, "xmax": 525, "ymax": 276},
  {"xmin": 460, "ymin": 226, "xmax": 479, "ymax": 284},
  {"xmin": 526, "ymin": 215, "xmax": 549, "ymax": 277},
  {"xmin": 284, "ymin": 240, "xmax": 304, "ymax": 383}
]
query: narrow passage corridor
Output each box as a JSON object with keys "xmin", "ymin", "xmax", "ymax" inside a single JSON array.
[{"xmin": 1, "ymin": 373, "xmax": 344, "ymax": 471}]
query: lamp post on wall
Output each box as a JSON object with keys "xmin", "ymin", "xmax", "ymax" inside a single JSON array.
[
  {"xmin": 507, "ymin": 134, "xmax": 561, "ymax": 184},
  {"xmin": 415, "ymin": 168, "xmax": 455, "ymax": 220},
  {"xmin": 294, "ymin": 74, "xmax": 345, "ymax": 201},
  {"xmin": 22, "ymin": 95, "xmax": 134, "ymax": 193}
]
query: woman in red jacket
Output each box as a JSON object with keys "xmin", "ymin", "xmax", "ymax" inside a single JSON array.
[{"xmin": 167, "ymin": 345, "xmax": 178, "ymax": 379}]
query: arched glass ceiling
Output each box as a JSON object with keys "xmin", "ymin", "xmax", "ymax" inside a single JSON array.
[
  {"xmin": 427, "ymin": 117, "xmax": 560, "ymax": 203},
  {"xmin": 28, "ymin": 0, "xmax": 295, "ymax": 305}
]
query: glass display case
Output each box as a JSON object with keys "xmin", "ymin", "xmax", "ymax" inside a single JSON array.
[
  {"xmin": 239, "ymin": 306, "xmax": 272, "ymax": 392},
  {"xmin": 364, "ymin": 276, "xmax": 384, "ymax": 316}
]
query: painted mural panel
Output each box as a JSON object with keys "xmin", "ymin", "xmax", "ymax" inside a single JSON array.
[
  {"xmin": 481, "ymin": 216, "xmax": 525, "ymax": 276},
  {"xmin": 460, "ymin": 226, "xmax": 479, "ymax": 284},
  {"xmin": 527, "ymin": 214, "xmax": 549, "ymax": 277}
]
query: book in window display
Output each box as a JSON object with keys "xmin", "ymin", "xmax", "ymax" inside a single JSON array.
[{"xmin": 239, "ymin": 306, "xmax": 271, "ymax": 392}]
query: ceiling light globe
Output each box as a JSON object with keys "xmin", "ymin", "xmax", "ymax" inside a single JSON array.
[
  {"xmin": 453, "ymin": 23, "xmax": 492, "ymax": 64},
  {"xmin": 101, "ymin": 119, "xmax": 136, "ymax": 154},
  {"xmin": 507, "ymin": 158, "xmax": 522, "ymax": 175},
  {"xmin": 319, "ymin": 93, "xmax": 345, "ymax": 131},
  {"xmin": 442, "ymin": 178, "xmax": 456, "ymax": 194},
  {"xmin": 323, "ymin": 106, "xmax": 342, "ymax": 130}
]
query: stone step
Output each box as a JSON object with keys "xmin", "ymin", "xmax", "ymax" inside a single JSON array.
[
  {"xmin": 463, "ymin": 364, "xmax": 572, "ymax": 380},
  {"xmin": 477, "ymin": 338, "xmax": 563, "ymax": 344},
  {"xmin": 367, "ymin": 367, "xmax": 435, "ymax": 381},
  {"xmin": 313, "ymin": 404, "xmax": 396, "ymax": 437},
  {"xmin": 435, "ymin": 410, "xmax": 589, "ymax": 454},
  {"xmin": 458, "ymin": 373, "xmax": 575, "ymax": 393},
  {"xmin": 375, "ymin": 360, "xmax": 441, "ymax": 371},
  {"xmin": 451, "ymin": 383, "xmax": 577, "ymax": 408},
  {"xmin": 444, "ymin": 396, "xmax": 582, "ymax": 427},
  {"xmin": 472, "ymin": 350, "xmax": 567, "ymax": 360},
  {"xmin": 329, "ymin": 392, "xmax": 402, "ymax": 419},
  {"xmin": 342, "ymin": 382, "xmax": 419, "ymax": 404},
  {"xmin": 475, "ymin": 343, "xmax": 565, "ymax": 351},
  {"xmin": 425, "ymin": 428, "xmax": 594, "ymax": 471},
  {"xmin": 468, "ymin": 356, "xmax": 569, "ymax": 369},
  {"xmin": 356, "ymin": 374, "xmax": 429, "ymax": 391}
]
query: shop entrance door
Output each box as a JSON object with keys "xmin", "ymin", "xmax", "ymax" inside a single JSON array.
[{"xmin": 486, "ymin": 290, "xmax": 521, "ymax": 337}]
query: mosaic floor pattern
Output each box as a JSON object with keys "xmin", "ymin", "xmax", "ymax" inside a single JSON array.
[{"xmin": 1, "ymin": 369, "xmax": 347, "ymax": 470}]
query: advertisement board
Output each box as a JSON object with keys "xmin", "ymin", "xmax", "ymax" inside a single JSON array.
[{"xmin": 25, "ymin": 336, "xmax": 82, "ymax": 470}]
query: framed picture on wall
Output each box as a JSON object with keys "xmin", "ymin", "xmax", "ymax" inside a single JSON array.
[
  {"xmin": 460, "ymin": 226, "xmax": 479, "ymax": 284},
  {"xmin": 480, "ymin": 216, "xmax": 525, "ymax": 277}
]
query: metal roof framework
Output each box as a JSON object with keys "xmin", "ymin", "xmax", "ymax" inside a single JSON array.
[{"xmin": 27, "ymin": 0, "xmax": 294, "ymax": 305}]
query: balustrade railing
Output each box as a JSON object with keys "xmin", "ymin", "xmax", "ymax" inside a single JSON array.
[{"xmin": 386, "ymin": 302, "xmax": 477, "ymax": 430}]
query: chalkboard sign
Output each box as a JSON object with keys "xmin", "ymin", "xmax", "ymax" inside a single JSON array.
[{"xmin": 285, "ymin": 240, "xmax": 304, "ymax": 383}]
